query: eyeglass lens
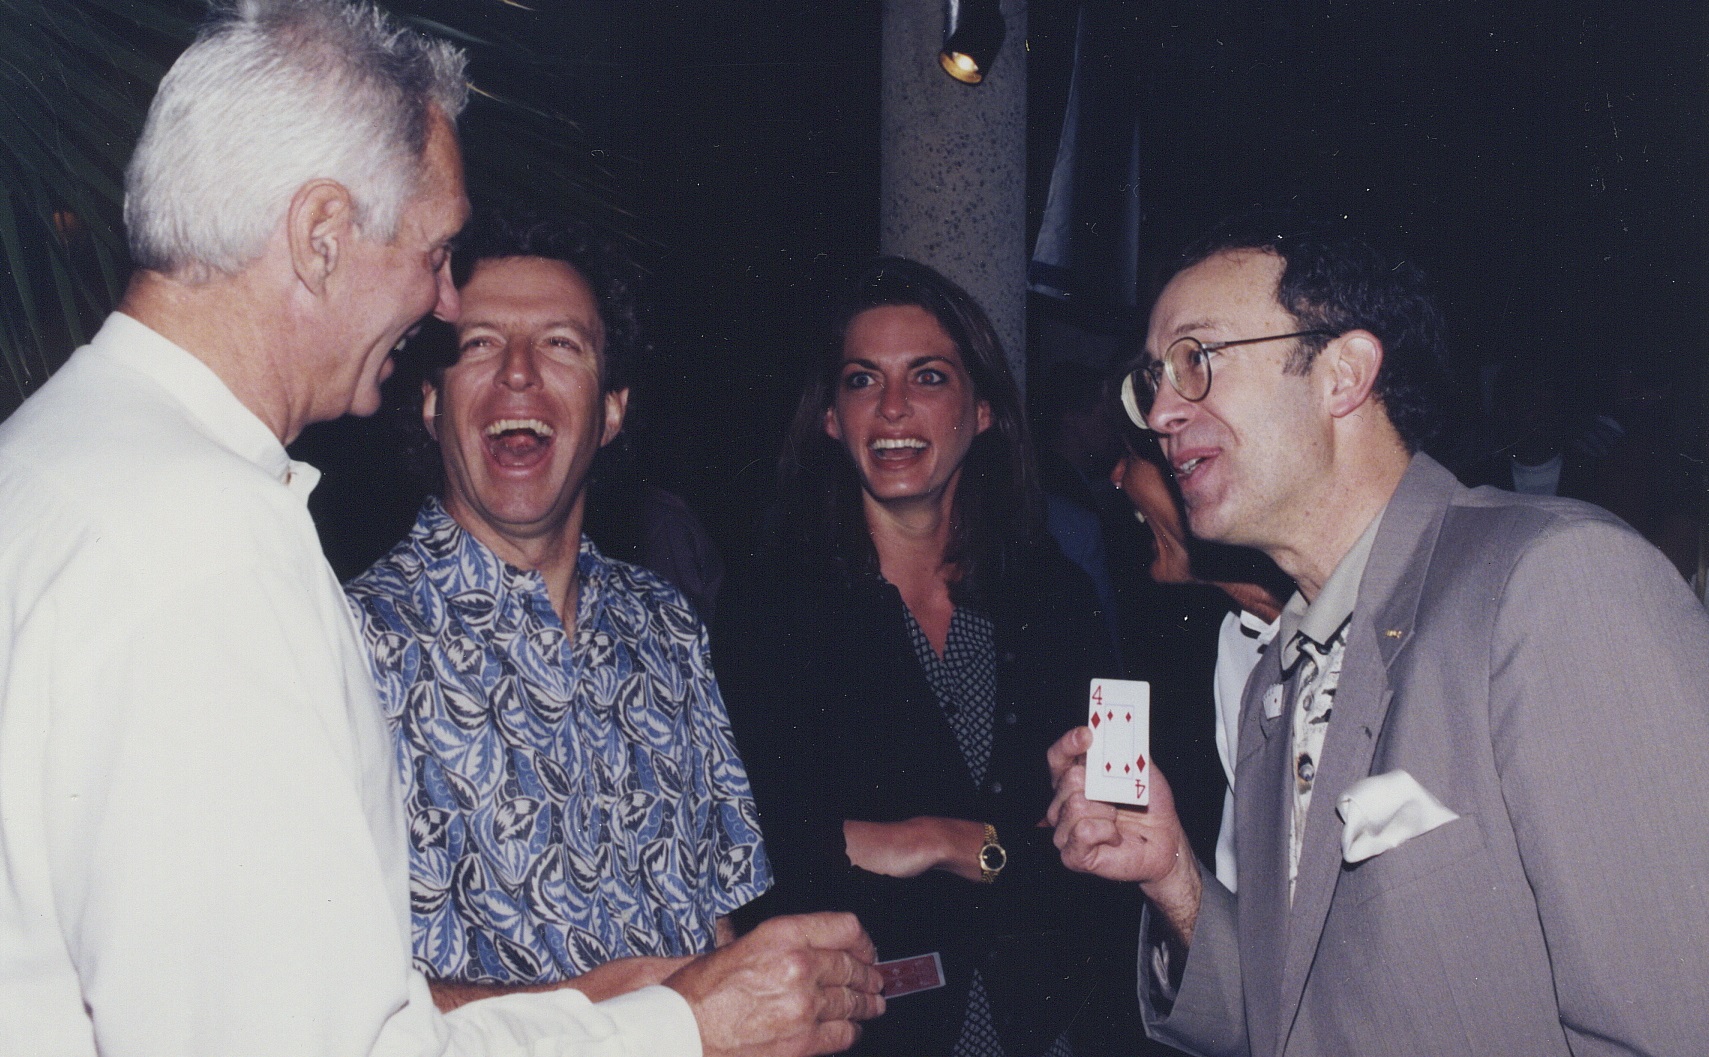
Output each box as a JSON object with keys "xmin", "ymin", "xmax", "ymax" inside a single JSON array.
[
  {"xmin": 1165, "ymin": 338, "xmax": 1211, "ymax": 401},
  {"xmin": 1132, "ymin": 338, "xmax": 1208, "ymax": 411}
]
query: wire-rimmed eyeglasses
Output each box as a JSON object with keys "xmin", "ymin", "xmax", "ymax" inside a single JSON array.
[{"xmin": 1119, "ymin": 330, "xmax": 1335, "ymax": 430}]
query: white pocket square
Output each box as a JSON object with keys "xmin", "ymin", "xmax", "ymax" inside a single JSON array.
[{"xmin": 1336, "ymin": 769, "xmax": 1459, "ymax": 864}]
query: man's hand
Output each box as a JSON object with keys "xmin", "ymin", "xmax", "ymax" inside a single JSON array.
[
  {"xmin": 665, "ymin": 911, "xmax": 885, "ymax": 1057},
  {"xmin": 1047, "ymin": 726, "xmax": 1202, "ymax": 945}
]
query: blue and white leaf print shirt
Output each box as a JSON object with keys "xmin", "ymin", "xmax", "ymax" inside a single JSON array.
[{"xmin": 346, "ymin": 498, "xmax": 770, "ymax": 984}]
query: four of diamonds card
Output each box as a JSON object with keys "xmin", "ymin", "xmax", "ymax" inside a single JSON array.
[{"xmin": 1085, "ymin": 678, "xmax": 1150, "ymax": 806}]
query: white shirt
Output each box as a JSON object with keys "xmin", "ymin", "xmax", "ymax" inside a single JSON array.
[
  {"xmin": 0, "ymin": 314, "xmax": 699, "ymax": 1057},
  {"xmin": 1210, "ymin": 609, "xmax": 1278, "ymax": 892}
]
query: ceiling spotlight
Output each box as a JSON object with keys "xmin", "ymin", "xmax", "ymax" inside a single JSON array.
[{"xmin": 940, "ymin": 0, "xmax": 1006, "ymax": 85}]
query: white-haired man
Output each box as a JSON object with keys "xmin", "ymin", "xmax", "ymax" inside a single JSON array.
[{"xmin": 0, "ymin": 3, "xmax": 881, "ymax": 1056}]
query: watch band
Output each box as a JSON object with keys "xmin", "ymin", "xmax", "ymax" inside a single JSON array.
[{"xmin": 978, "ymin": 823, "xmax": 1007, "ymax": 883}]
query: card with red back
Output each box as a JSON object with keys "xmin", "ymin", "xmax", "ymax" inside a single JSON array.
[
  {"xmin": 1086, "ymin": 677, "xmax": 1150, "ymax": 806},
  {"xmin": 877, "ymin": 952, "xmax": 946, "ymax": 998}
]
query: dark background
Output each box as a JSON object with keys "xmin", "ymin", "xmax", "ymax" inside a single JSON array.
[{"xmin": 291, "ymin": 0, "xmax": 1706, "ymax": 579}]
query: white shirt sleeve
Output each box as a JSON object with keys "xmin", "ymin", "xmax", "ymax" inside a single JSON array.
[
  {"xmin": 440, "ymin": 986, "xmax": 700, "ymax": 1057},
  {"xmin": 35, "ymin": 550, "xmax": 699, "ymax": 1057}
]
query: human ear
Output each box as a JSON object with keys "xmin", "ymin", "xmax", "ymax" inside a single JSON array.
[
  {"xmin": 421, "ymin": 380, "xmax": 440, "ymax": 441},
  {"xmin": 601, "ymin": 388, "xmax": 630, "ymax": 446},
  {"xmin": 287, "ymin": 179, "xmax": 355, "ymax": 296},
  {"xmin": 823, "ymin": 405, "xmax": 843, "ymax": 442},
  {"xmin": 1325, "ymin": 330, "xmax": 1383, "ymax": 419},
  {"xmin": 974, "ymin": 399, "xmax": 993, "ymax": 435}
]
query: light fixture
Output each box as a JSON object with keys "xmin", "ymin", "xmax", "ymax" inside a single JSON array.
[{"xmin": 940, "ymin": 0, "xmax": 1005, "ymax": 85}]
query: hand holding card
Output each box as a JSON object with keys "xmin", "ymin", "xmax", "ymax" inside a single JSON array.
[
  {"xmin": 1085, "ymin": 678, "xmax": 1150, "ymax": 806},
  {"xmin": 876, "ymin": 952, "xmax": 945, "ymax": 998}
]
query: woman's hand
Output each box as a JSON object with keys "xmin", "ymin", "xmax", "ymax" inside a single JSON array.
[{"xmin": 843, "ymin": 817, "xmax": 988, "ymax": 882}]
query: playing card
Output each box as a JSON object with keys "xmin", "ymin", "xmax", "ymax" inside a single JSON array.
[
  {"xmin": 1086, "ymin": 677, "xmax": 1150, "ymax": 806},
  {"xmin": 877, "ymin": 952, "xmax": 946, "ymax": 998}
]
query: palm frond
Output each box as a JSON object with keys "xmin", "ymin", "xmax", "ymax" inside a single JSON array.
[
  {"xmin": 0, "ymin": 0, "xmax": 642, "ymax": 419},
  {"xmin": 0, "ymin": 0, "xmax": 191, "ymax": 416}
]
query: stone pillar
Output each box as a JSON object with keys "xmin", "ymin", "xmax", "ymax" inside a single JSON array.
[{"xmin": 881, "ymin": 0, "xmax": 1027, "ymax": 391}]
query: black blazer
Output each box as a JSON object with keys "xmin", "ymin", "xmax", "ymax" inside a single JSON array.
[{"xmin": 714, "ymin": 539, "xmax": 1134, "ymax": 1057}]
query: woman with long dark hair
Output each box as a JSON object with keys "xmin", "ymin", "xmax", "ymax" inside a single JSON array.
[{"xmin": 715, "ymin": 258, "xmax": 1127, "ymax": 1057}]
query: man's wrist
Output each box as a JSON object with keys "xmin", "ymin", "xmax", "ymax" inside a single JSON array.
[{"xmin": 1139, "ymin": 846, "xmax": 1202, "ymax": 947}]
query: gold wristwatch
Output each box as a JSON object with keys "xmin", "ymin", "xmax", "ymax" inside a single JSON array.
[{"xmin": 978, "ymin": 823, "xmax": 1007, "ymax": 883}]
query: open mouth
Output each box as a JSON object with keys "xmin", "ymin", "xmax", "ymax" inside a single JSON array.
[
  {"xmin": 393, "ymin": 322, "xmax": 425, "ymax": 354},
  {"xmin": 870, "ymin": 437, "xmax": 927, "ymax": 461},
  {"xmin": 1172, "ymin": 449, "xmax": 1219, "ymax": 484},
  {"xmin": 484, "ymin": 418, "xmax": 555, "ymax": 468}
]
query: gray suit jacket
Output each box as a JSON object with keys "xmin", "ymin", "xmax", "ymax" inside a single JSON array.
[{"xmin": 1143, "ymin": 454, "xmax": 1709, "ymax": 1057}]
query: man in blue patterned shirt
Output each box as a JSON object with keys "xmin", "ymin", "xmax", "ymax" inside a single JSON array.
[{"xmin": 346, "ymin": 210, "xmax": 772, "ymax": 1012}]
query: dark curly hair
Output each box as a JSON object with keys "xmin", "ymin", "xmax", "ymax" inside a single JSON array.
[
  {"xmin": 1175, "ymin": 210, "xmax": 1450, "ymax": 453},
  {"xmin": 391, "ymin": 207, "xmax": 646, "ymax": 488},
  {"xmin": 773, "ymin": 256, "xmax": 1042, "ymax": 601}
]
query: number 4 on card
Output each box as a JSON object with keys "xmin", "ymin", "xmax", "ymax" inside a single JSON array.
[{"xmin": 1085, "ymin": 678, "xmax": 1149, "ymax": 806}]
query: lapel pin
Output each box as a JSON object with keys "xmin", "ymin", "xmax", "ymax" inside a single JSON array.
[{"xmin": 1384, "ymin": 629, "xmax": 1402, "ymax": 639}]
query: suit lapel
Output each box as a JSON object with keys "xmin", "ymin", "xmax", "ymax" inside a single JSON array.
[
  {"xmin": 1233, "ymin": 644, "xmax": 1293, "ymax": 1052},
  {"xmin": 1270, "ymin": 455, "xmax": 1457, "ymax": 1052},
  {"xmin": 1273, "ymin": 619, "xmax": 1393, "ymax": 1039},
  {"xmin": 1237, "ymin": 641, "xmax": 1286, "ymax": 765}
]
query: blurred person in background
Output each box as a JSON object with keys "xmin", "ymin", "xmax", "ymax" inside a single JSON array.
[{"xmin": 1464, "ymin": 357, "xmax": 1699, "ymax": 581}]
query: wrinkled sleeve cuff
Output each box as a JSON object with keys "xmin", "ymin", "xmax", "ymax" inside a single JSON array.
[
  {"xmin": 1144, "ymin": 919, "xmax": 1183, "ymax": 1013},
  {"xmin": 1137, "ymin": 861, "xmax": 1248, "ymax": 1057},
  {"xmin": 597, "ymin": 985, "xmax": 702, "ymax": 1057}
]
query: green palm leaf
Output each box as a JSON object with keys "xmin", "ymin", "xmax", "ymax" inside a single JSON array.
[
  {"xmin": 0, "ymin": 0, "xmax": 639, "ymax": 419},
  {"xmin": 0, "ymin": 0, "xmax": 187, "ymax": 417}
]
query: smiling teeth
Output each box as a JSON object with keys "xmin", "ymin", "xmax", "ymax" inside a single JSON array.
[
  {"xmin": 872, "ymin": 438, "xmax": 926, "ymax": 450},
  {"xmin": 1178, "ymin": 457, "xmax": 1205, "ymax": 475},
  {"xmin": 485, "ymin": 418, "xmax": 554, "ymax": 437}
]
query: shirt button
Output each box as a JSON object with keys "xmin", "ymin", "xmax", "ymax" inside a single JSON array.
[
  {"xmin": 987, "ymin": 780, "xmax": 1004, "ymax": 795},
  {"xmin": 1003, "ymin": 712, "xmax": 1018, "ymax": 725}
]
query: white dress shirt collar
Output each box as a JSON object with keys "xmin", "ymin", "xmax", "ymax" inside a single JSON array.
[{"xmin": 88, "ymin": 312, "xmax": 320, "ymax": 498}]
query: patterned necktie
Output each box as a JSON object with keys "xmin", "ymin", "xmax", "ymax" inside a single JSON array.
[{"xmin": 1287, "ymin": 626, "xmax": 1347, "ymax": 902}]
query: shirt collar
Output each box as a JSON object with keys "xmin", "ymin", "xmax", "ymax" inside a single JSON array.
[
  {"xmin": 410, "ymin": 496, "xmax": 607, "ymax": 624},
  {"xmin": 1237, "ymin": 606, "xmax": 1281, "ymax": 644},
  {"xmin": 88, "ymin": 312, "xmax": 316, "ymax": 497},
  {"xmin": 1278, "ymin": 505, "xmax": 1387, "ymax": 670}
]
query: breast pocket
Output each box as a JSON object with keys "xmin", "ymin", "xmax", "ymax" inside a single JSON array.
[
  {"xmin": 1307, "ymin": 813, "xmax": 1552, "ymax": 1057},
  {"xmin": 1337, "ymin": 811, "xmax": 1486, "ymax": 910}
]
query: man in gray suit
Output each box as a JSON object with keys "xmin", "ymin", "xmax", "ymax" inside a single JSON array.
[{"xmin": 1048, "ymin": 214, "xmax": 1709, "ymax": 1056}]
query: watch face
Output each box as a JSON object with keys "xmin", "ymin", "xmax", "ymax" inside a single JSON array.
[{"xmin": 980, "ymin": 845, "xmax": 1004, "ymax": 870}]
